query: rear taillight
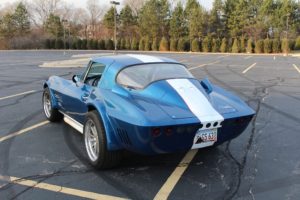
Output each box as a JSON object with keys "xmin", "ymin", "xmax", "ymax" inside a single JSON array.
[
  {"xmin": 164, "ymin": 127, "xmax": 173, "ymax": 136},
  {"xmin": 151, "ymin": 128, "xmax": 161, "ymax": 137}
]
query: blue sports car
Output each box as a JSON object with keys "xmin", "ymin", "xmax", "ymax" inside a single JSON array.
[{"xmin": 43, "ymin": 54, "xmax": 255, "ymax": 169}]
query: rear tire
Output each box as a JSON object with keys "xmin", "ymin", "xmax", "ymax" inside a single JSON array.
[
  {"xmin": 43, "ymin": 88, "xmax": 63, "ymax": 122},
  {"xmin": 84, "ymin": 111, "xmax": 121, "ymax": 169}
]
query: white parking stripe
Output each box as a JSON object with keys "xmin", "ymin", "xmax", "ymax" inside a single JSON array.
[
  {"xmin": 0, "ymin": 121, "xmax": 49, "ymax": 143},
  {"xmin": 153, "ymin": 150, "xmax": 198, "ymax": 200},
  {"xmin": 0, "ymin": 175, "xmax": 127, "ymax": 200},
  {"xmin": 244, "ymin": 56, "xmax": 252, "ymax": 59},
  {"xmin": 293, "ymin": 64, "xmax": 300, "ymax": 74},
  {"xmin": 0, "ymin": 90, "xmax": 36, "ymax": 101},
  {"xmin": 242, "ymin": 63, "xmax": 257, "ymax": 74},
  {"xmin": 189, "ymin": 60, "xmax": 220, "ymax": 70}
]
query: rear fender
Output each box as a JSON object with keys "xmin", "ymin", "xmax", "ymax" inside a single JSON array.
[{"xmin": 87, "ymin": 102, "xmax": 122, "ymax": 151}]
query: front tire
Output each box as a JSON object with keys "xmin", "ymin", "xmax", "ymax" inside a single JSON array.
[
  {"xmin": 43, "ymin": 88, "xmax": 63, "ymax": 122},
  {"xmin": 84, "ymin": 111, "xmax": 121, "ymax": 169}
]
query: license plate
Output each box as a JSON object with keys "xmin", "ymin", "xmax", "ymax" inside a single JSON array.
[{"xmin": 192, "ymin": 128, "xmax": 217, "ymax": 149}]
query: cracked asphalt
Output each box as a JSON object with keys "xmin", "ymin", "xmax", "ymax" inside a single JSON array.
[{"xmin": 0, "ymin": 50, "xmax": 299, "ymax": 200}]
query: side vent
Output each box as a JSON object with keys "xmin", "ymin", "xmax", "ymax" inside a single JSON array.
[{"xmin": 117, "ymin": 128, "xmax": 132, "ymax": 146}]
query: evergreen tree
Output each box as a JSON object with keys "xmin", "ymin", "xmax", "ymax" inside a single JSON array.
[
  {"xmin": 13, "ymin": 3, "xmax": 30, "ymax": 36},
  {"xmin": 152, "ymin": 37, "xmax": 159, "ymax": 51},
  {"xmin": 281, "ymin": 38, "xmax": 290, "ymax": 54},
  {"xmin": 295, "ymin": 36, "xmax": 300, "ymax": 50},
  {"xmin": 98, "ymin": 39, "xmax": 105, "ymax": 50},
  {"xmin": 246, "ymin": 38, "xmax": 254, "ymax": 53},
  {"xmin": 131, "ymin": 38, "xmax": 138, "ymax": 50},
  {"xmin": 103, "ymin": 7, "xmax": 116, "ymax": 30},
  {"xmin": 170, "ymin": 38, "xmax": 177, "ymax": 51},
  {"xmin": 125, "ymin": 38, "xmax": 131, "ymax": 50},
  {"xmin": 202, "ymin": 37, "xmax": 212, "ymax": 52},
  {"xmin": 105, "ymin": 39, "xmax": 114, "ymax": 50},
  {"xmin": 120, "ymin": 5, "xmax": 137, "ymax": 38},
  {"xmin": 139, "ymin": 0, "xmax": 170, "ymax": 39},
  {"xmin": 169, "ymin": 3, "xmax": 186, "ymax": 40},
  {"xmin": 139, "ymin": 38, "xmax": 144, "ymax": 50},
  {"xmin": 144, "ymin": 36, "xmax": 151, "ymax": 50},
  {"xmin": 232, "ymin": 38, "xmax": 240, "ymax": 53},
  {"xmin": 209, "ymin": 0, "xmax": 224, "ymax": 38},
  {"xmin": 212, "ymin": 38, "xmax": 220, "ymax": 52},
  {"xmin": 255, "ymin": 40, "xmax": 264, "ymax": 53},
  {"xmin": 159, "ymin": 37, "xmax": 169, "ymax": 51},
  {"xmin": 264, "ymin": 38, "xmax": 272, "ymax": 53},
  {"xmin": 220, "ymin": 38, "xmax": 227, "ymax": 52},
  {"xmin": 0, "ymin": 14, "xmax": 17, "ymax": 39},
  {"xmin": 272, "ymin": 39, "xmax": 281, "ymax": 53},
  {"xmin": 191, "ymin": 38, "xmax": 200, "ymax": 52},
  {"xmin": 44, "ymin": 14, "xmax": 63, "ymax": 39}
]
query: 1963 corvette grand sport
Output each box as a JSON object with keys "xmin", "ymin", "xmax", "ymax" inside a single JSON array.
[{"xmin": 43, "ymin": 54, "xmax": 255, "ymax": 169}]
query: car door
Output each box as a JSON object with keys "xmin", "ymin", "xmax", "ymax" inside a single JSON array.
[{"xmin": 62, "ymin": 62, "xmax": 106, "ymax": 124}]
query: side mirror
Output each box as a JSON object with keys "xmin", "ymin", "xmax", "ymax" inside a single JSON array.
[
  {"xmin": 72, "ymin": 75, "xmax": 80, "ymax": 83},
  {"xmin": 200, "ymin": 78, "xmax": 213, "ymax": 94}
]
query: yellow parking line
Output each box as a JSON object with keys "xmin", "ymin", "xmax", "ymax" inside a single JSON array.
[
  {"xmin": 0, "ymin": 175, "xmax": 127, "ymax": 200},
  {"xmin": 0, "ymin": 90, "xmax": 36, "ymax": 101},
  {"xmin": 242, "ymin": 63, "xmax": 257, "ymax": 74},
  {"xmin": 0, "ymin": 121, "xmax": 49, "ymax": 143},
  {"xmin": 293, "ymin": 64, "xmax": 300, "ymax": 74},
  {"xmin": 189, "ymin": 61, "xmax": 220, "ymax": 70},
  {"xmin": 153, "ymin": 149, "xmax": 198, "ymax": 200}
]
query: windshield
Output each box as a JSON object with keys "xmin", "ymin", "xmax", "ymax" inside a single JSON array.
[{"xmin": 116, "ymin": 63, "xmax": 193, "ymax": 89}]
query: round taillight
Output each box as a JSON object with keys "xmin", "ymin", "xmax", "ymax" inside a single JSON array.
[
  {"xmin": 152, "ymin": 128, "xmax": 161, "ymax": 137},
  {"xmin": 165, "ymin": 127, "xmax": 173, "ymax": 136}
]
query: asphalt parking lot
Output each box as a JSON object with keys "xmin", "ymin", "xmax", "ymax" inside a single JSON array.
[{"xmin": 0, "ymin": 50, "xmax": 299, "ymax": 200}]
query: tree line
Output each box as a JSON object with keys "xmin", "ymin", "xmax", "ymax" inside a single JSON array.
[{"xmin": 0, "ymin": 0, "xmax": 300, "ymax": 53}]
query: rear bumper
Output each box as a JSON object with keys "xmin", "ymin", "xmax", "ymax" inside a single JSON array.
[{"xmin": 111, "ymin": 115, "xmax": 254, "ymax": 155}]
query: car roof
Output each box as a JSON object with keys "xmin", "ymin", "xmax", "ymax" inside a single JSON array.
[{"xmin": 91, "ymin": 54, "xmax": 180, "ymax": 71}]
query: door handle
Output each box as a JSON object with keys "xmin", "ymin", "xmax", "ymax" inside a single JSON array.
[{"xmin": 81, "ymin": 93, "xmax": 89, "ymax": 101}]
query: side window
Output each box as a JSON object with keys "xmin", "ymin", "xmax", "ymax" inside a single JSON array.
[{"xmin": 84, "ymin": 62, "xmax": 106, "ymax": 86}]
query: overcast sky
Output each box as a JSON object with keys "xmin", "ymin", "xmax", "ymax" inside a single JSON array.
[{"xmin": 0, "ymin": 0, "xmax": 213, "ymax": 10}]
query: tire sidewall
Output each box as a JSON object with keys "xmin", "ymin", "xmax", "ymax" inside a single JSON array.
[{"xmin": 84, "ymin": 111, "xmax": 106, "ymax": 167}]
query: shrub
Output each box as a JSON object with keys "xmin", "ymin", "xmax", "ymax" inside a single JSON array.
[
  {"xmin": 120, "ymin": 38, "xmax": 126, "ymax": 50},
  {"xmin": 295, "ymin": 36, "xmax": 300, "ymax": 50},
  {"xmin": 125, "ymin": 38, "xmax": 131, "ymax": 50},
  {"xmin": 92, "ymin": 40, "xmax": 98, "ymax": 49},
  {"xmin": 98, "ymin": 39, "xmax": 105, "ymax": 50},
  {"xmin": 144, "ymin": 36, "xmax": 151, "ymax": 51},
  {"xmin": 240, "ymin": 37, "xmax": 246, "ymax": 53},
  {"xmin": 202, "ymin": 37, "xmax": 212, "ymax": 52},
  {"xmin": 152, "ymin": 38, "xmax": 159, "ymax": 51},
  {"xmin": 212, "ymin": 38, "xmax": 220, "ymax": 52},
  {"xmin": 255, "ymin": 40, "xmax": 264, "ymax": 53},
  {"xmin": 170, "ymin": 38, "xmax": 177, "ymax": 51},
  {"xmin": 105, "ymin": 39, "xmax": 114, "ymax": 50},
  {"xmin": 55, "ymin": 39, "xmax": 63, "ymax": 49},
  {"xmin": 82, "ymin": 39, "xmax": 87, "ymax": 49},
  {"xmin": 177, "ymin": 38, "xmax": 185, "ymax": 51},
  {"xmin": 272, "ymin": 39, "xmax": 281, "ymax": 53},
  {"xmin": 45, "ymin": 39, "xmax": 51, "ymax": 49},
  {"xmin": 263, "ymin": 38, "xmax": 272, "ymax": 53},
  {"xmin": 281, "ymin": 38, "xmax": 290, "ymax": 54},
  {"xmin": 71, "ymin": 40, "xmax": 77, "ymax": 49},
  {"xmin": 220, "ymin": 38, "xmax": 227, "ymax": 53},
  {"xmin": 87, "ymin": 39, "xmax": 93, "ymax": 50},
  {"xmin": 131, "ymin": 38, "xmax": 138, "ymax": 50},
  {"xmin": 139, "ymin": 38, "xmax": 144, "ymax": 50},
  {"xmin": 289, "ymin": 39, "xmax": 295, "ymax": 50},
  {"xmin": 76, "ymin": 39, "xmax": 82, "ymax": 49},
  {"xmin": 231, "ymin": 38, "xmax": 240, "ymax": 53},
  {"xmin": 159, "ymin": 37, "xmax": 169, "ymax": 51},
  {"xmin": 191, "ymin": 38, "xmax": 200, "ymax": 52},
  {"xmin": 246, "ymin": 38, "xmax": 253, "ymax": 53}
]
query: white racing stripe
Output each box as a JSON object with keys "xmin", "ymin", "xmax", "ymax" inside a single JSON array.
[
  {"xmin": 167, "ymin": 79, "xmax": 224, "ymax": 124},
  {"xmin": 126, "ymin": 54, "xmax": 163, "ymax": 63}
]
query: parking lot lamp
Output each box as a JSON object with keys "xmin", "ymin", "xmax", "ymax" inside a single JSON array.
[{"xmin": 110, "ymin": 1, "xmax": 120, "ymax": 54}]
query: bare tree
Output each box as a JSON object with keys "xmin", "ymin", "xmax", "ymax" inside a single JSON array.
[
  {"xmin": 86, "ymin": 0, "xmax": 107, "ymax": 38},
  {"xmin": 29, "ymin": 0, "xmax": 62, "ymax": 26}
]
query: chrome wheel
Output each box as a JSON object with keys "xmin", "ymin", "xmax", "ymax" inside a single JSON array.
[
  {"xmin": 43, "ymin": 92, "xmax": 51, "ymax": 118},
  {"xmin": 84, "ymin": 119, "xmax": 99, "ymax": 162}
]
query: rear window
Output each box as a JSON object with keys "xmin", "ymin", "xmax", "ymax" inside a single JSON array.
[{"xmin": 116, "ymin": 63, "xmax": 193, "ymax": 89}]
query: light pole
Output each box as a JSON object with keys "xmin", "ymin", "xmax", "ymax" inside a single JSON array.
[
  {"xmin": 110, "ymin": 1, "xmax": 120, "ymax": 54},
  {"xmin": 62, "ymin": 19, "xmax": 68, "ymax": 54}
]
